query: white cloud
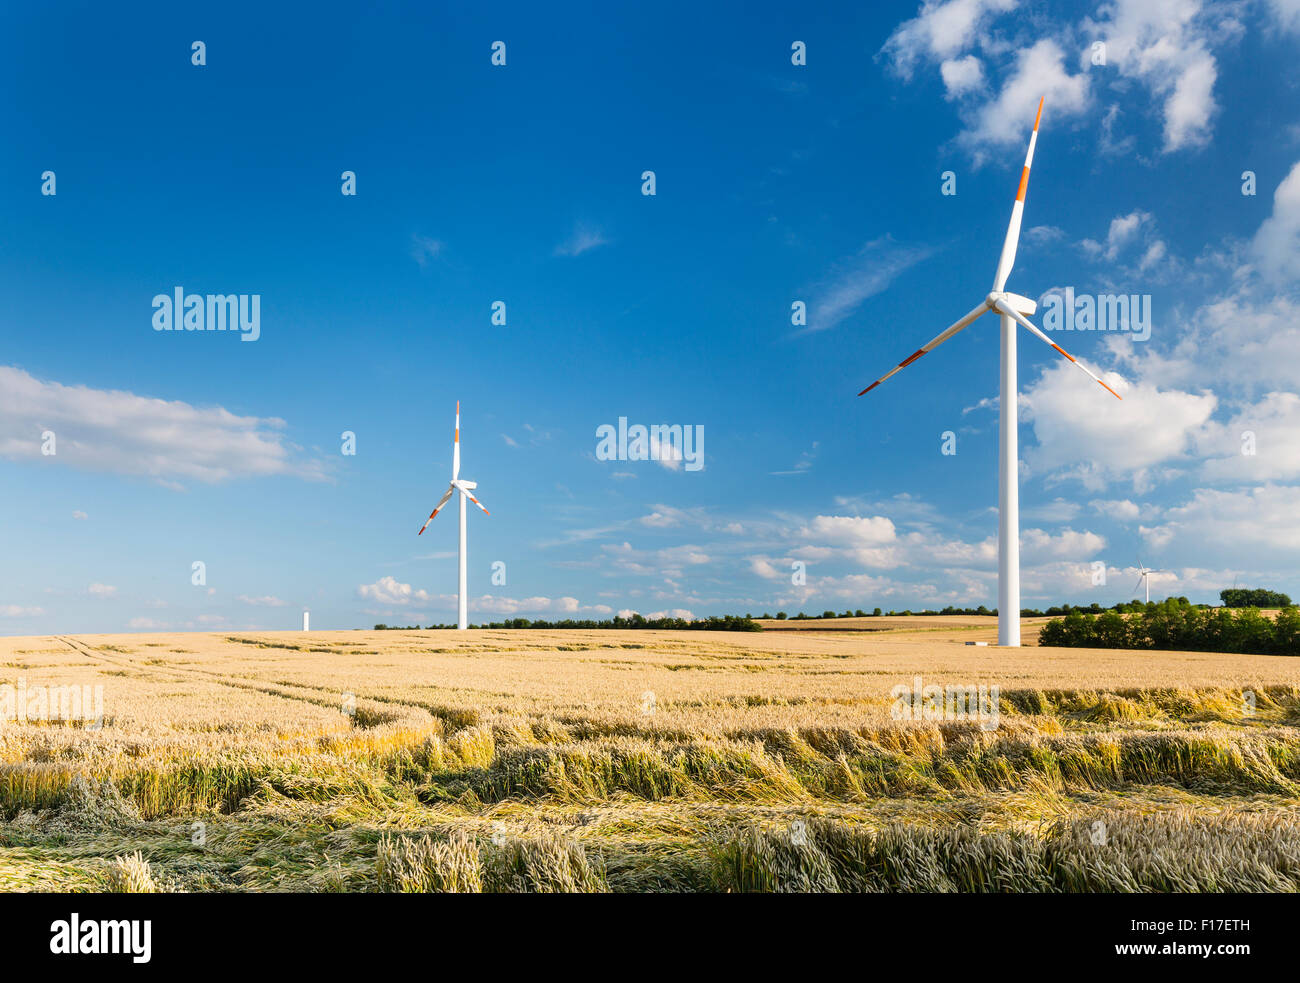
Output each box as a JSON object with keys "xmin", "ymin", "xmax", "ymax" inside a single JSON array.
[
  {"xmin": 237, "ymin": 594, "xmax": 288, "ymax": 607},
  {"xmin": 72, "ymin": 510, "xmax": 87, "ymax": 520},
  {"xmin": 88, "ymin": 583, "xmax": 116, "ymax": 597},
  {"xmin": 1084, "ymin": 0, "xmax": 1226, "ymax": 152},
  {"xmin": 882, "ymin": 0, "xmax": 1019, "ymax": 78},
  {"xmin": 1199, "ymin": 392, "xmax": 1300, "ymax": 482},
  {"xmin": 1081, "ymin": 210, "xmax": 1152, "ymax": 261},
  {"xmin": 1265, "ymin": 0, "xmax": 1300, "ymax": 33},
  {"xmin": 885, "ymin": 0, "xmax": 1236, "ymax": 157},
  {"xmin": 1020, "ymin": 527, "xmax": 1107, "ymax": 561},
  {"xmin": 0, "ymin": 365, "xmax": 325, "ymax": 485},
  {"xmin": 0, "ymin": 605, "xmax": 43, "ymax": 617},
  {"xmin": 554, "ymin": 222, "xmax": 609, "ymax": 257},
  {"xmin": 1142, "ymin": 485, "xmax": 1300, "ymax": 552},
  {"xmin": 801, "ymin": 515, "xmax": 897, "ymax": 546},
  {"xmin": 410, "ymin": 234, "xmax": 443, "ymax": 266},
  {"xmin": 1021, "ymin": 361, "xmax": 1215, "ymax": 489},
  {"xmin": 806, "ymin": 238, "xmax": 933, "ymax": 332},
  {"xmin": 358, "ymin": 576, "xmax": 430, "ymax": 606},
  {"xmin": 1089, "ymin": 498, "xmax": 1142, "ymax": 521},
  {"xmin": 127, "ymin": 617, "xmax": 167, "ymax": 630},
  {"xmin": 940, "ymin": 54, "xmax": 984, "ymax": 98},
  {"xmin": 640, "ymin": 507, "xmax": 683, "ymax": 528},
  {"xmin": 959, "ymin": 39, "xmax": 1090, "ymax": 153},
  {"xmin": 1253, "ymin": 160, "xmax": 1300, "ymax": 286}
]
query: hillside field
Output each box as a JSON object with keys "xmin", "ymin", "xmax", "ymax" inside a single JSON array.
[{"xmin": 2, "ymin": 620, "xmax": 1300, "ymax": 892}]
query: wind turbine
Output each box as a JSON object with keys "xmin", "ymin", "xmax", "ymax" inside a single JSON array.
[
  {"xmin": 417, "ymin": 401, "xmax": 490, "ymax": 630},
  {"xmin": 856, "ymin": 97, "xmax": 1123, "ymax": 647},
  {"xmin": 1134, "ymin": 559, "xmax": 1163, "ymax": 604}
]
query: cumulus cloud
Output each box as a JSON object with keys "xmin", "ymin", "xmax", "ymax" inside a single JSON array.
[
  {"xmin": 1021, "ymin": 360, "xmax": 1215, "ymax": 489},
  {"xmin": 884, "ymin": 0, "xmax": 1238, "ymax": 157},
  {"xmin": 1142, "ymin": 484, "xmax": 1300, "ymax": 553},
  {"xmin": 940, "ymin": 54, "xmax": 985, "ymax": 98},
  {"xmin": 882, "ymin": 0, "xmax": 1019, "ymax": 78},
  {"xmin": 1199, "ymin": 392, "xmax": 1300, "ymax": 482},
  {"xmin": 88, "ymin": 583, "xmax": 116, "ymax": 597},
  {"xmin": 358, "ymin": 576, "xmax": 430, "ymax": 606},
  {"xmin": 1083, "ymin": 0, "xmax": 1226, "ymax": 152},
  {"xmin": 959, "ymin": 39, "xmax": 1090, "ymax": 154},
  {"xmin": 1081, "ymin": 210, "xmax": 1152, "ymax": 262},
  {"xmin": 1253, "ymin": 160, "xmax": 1300, "ymax": 287},
  {"xmin": 0, "ymin": 365, "xmax": 325, "ymax": 486}
]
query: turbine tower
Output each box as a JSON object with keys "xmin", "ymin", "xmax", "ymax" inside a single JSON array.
[
  {"xmin": 417, "ymin": 401, "xmax": 490, "ymax": 630},
  {"xmin": 857, "ymin": 98, "xmax": 1123, "ymax": 647}
]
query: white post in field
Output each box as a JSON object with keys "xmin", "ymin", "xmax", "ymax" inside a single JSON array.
[{"xmin": 303, "ymin": 611, "xmax": 310, "ymax": 632}]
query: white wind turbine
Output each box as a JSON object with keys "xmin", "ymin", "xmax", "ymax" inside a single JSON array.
[
  {"xmin": 1134, "ymin": 559, "xmax": 1164, "ymax": 604},
  {"xmin": 857, "ymin": 97, "xmax": 1123, "ymax": 647},
  {"xmin": 417, "ymin": 401, "xmax": 490, "ymax": 630}
]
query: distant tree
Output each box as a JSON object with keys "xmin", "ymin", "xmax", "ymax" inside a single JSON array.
[
  {"xmin": 775, "ymin": 611, "xmax": 787, "ymax": 620},
  {"xmin": 872, "ymin": 608, "xmax": 882, "ymax": 617},
  {"xmin": 1221, "ymin": 587, "xmax": 1292, "ymax": 608}
]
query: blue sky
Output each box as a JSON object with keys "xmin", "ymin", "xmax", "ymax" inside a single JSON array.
[{"xmin": 3, "ymin": 0, "xmax": 1300, "ymax": 633}]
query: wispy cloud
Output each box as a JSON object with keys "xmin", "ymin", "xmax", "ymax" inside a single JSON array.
[
  {"xmin": 804, "ymin": 238, "xmax": 933, "ymax": 333},
  {"xmin": 554, "ymin": 222, "xmax": 609, "ymax": 257},
  {"xmin": 237, "ymin": 594, "xmax": 288, "ymax": 607},
  {"xmin": 410, "ymin": 234, "xmax": 444, "ymax": 267}
]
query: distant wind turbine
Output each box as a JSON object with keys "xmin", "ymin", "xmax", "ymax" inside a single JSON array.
[
  {"xmin": 1134, "ymin": 559, "xmax": 1164, "ymax": 604},
  {"xmin": 856, "ymin": 97, "xmax": 1124, "ymax": 647},
  {"xmin": 417, "ymin": 402, "xmax": 490, "ymax": 630}
]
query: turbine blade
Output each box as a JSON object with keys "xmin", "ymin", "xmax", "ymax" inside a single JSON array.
[
  {"xmin": 453, "ymin": 401, "xmax": 461, "ymax": 481},
  {"xmin": 462, "ymin": 487, "xmax": 489, "ymax": 515},
  {"xmin": 417, "ymin": 485, "xmax": 455, "ymax": 535},
  {"xmin": 993, "ymin": 298, "xmax": 1123, "ymax": 400},
  {"xmin": 992, "ymin": 97, "xmax": 1044, "ymax": 292},
  {"xmin": 857, "ymin": 300, "xmax": 991, "ymax": 396},
  {"xmin": 1133, "ymin": 574, "xmax": 1145, "ymax": 595}
]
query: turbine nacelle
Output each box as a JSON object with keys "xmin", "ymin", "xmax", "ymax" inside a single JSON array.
[{"xmin": 986, "ymin": 291, "xmax": 1036, "ymax": 317}]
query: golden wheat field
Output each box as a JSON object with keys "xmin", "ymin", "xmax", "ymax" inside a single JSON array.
[{"xmin": 2, "ymin": 620, "xmax": 1300, "ymax": 892}]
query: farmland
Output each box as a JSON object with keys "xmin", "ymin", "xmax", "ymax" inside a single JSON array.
[{"xmin": 2, "ymin": 620, "xmax": 1299, "ymax": 892}]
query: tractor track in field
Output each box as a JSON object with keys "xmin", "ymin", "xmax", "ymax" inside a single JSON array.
[{"xmin": 50, "ymin": 635, "xmax": 376, "ymax": 727}]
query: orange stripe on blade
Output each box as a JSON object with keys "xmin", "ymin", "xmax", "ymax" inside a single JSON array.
[
  {"xmin": 1033, "ymin": 96, "xmax": 1043, "ymax": 131},
  {"xmin": 1050, "ymin": 342, "xmax": 1076, "ymax": 362},
  {"xmin": 1016, "ymin": 166, "xmax": 1031, "ymax": 202},
  {"xmin": 1098, "ymin": 378, "xmax": 1122, "ymax": 400},
  {"xmin": 858, "ymin": 381, "xmax": 881, "ymax": 396},
  {"xmin": 898, "ymin": 348, "xmax": 927, "ymax": 367}
]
